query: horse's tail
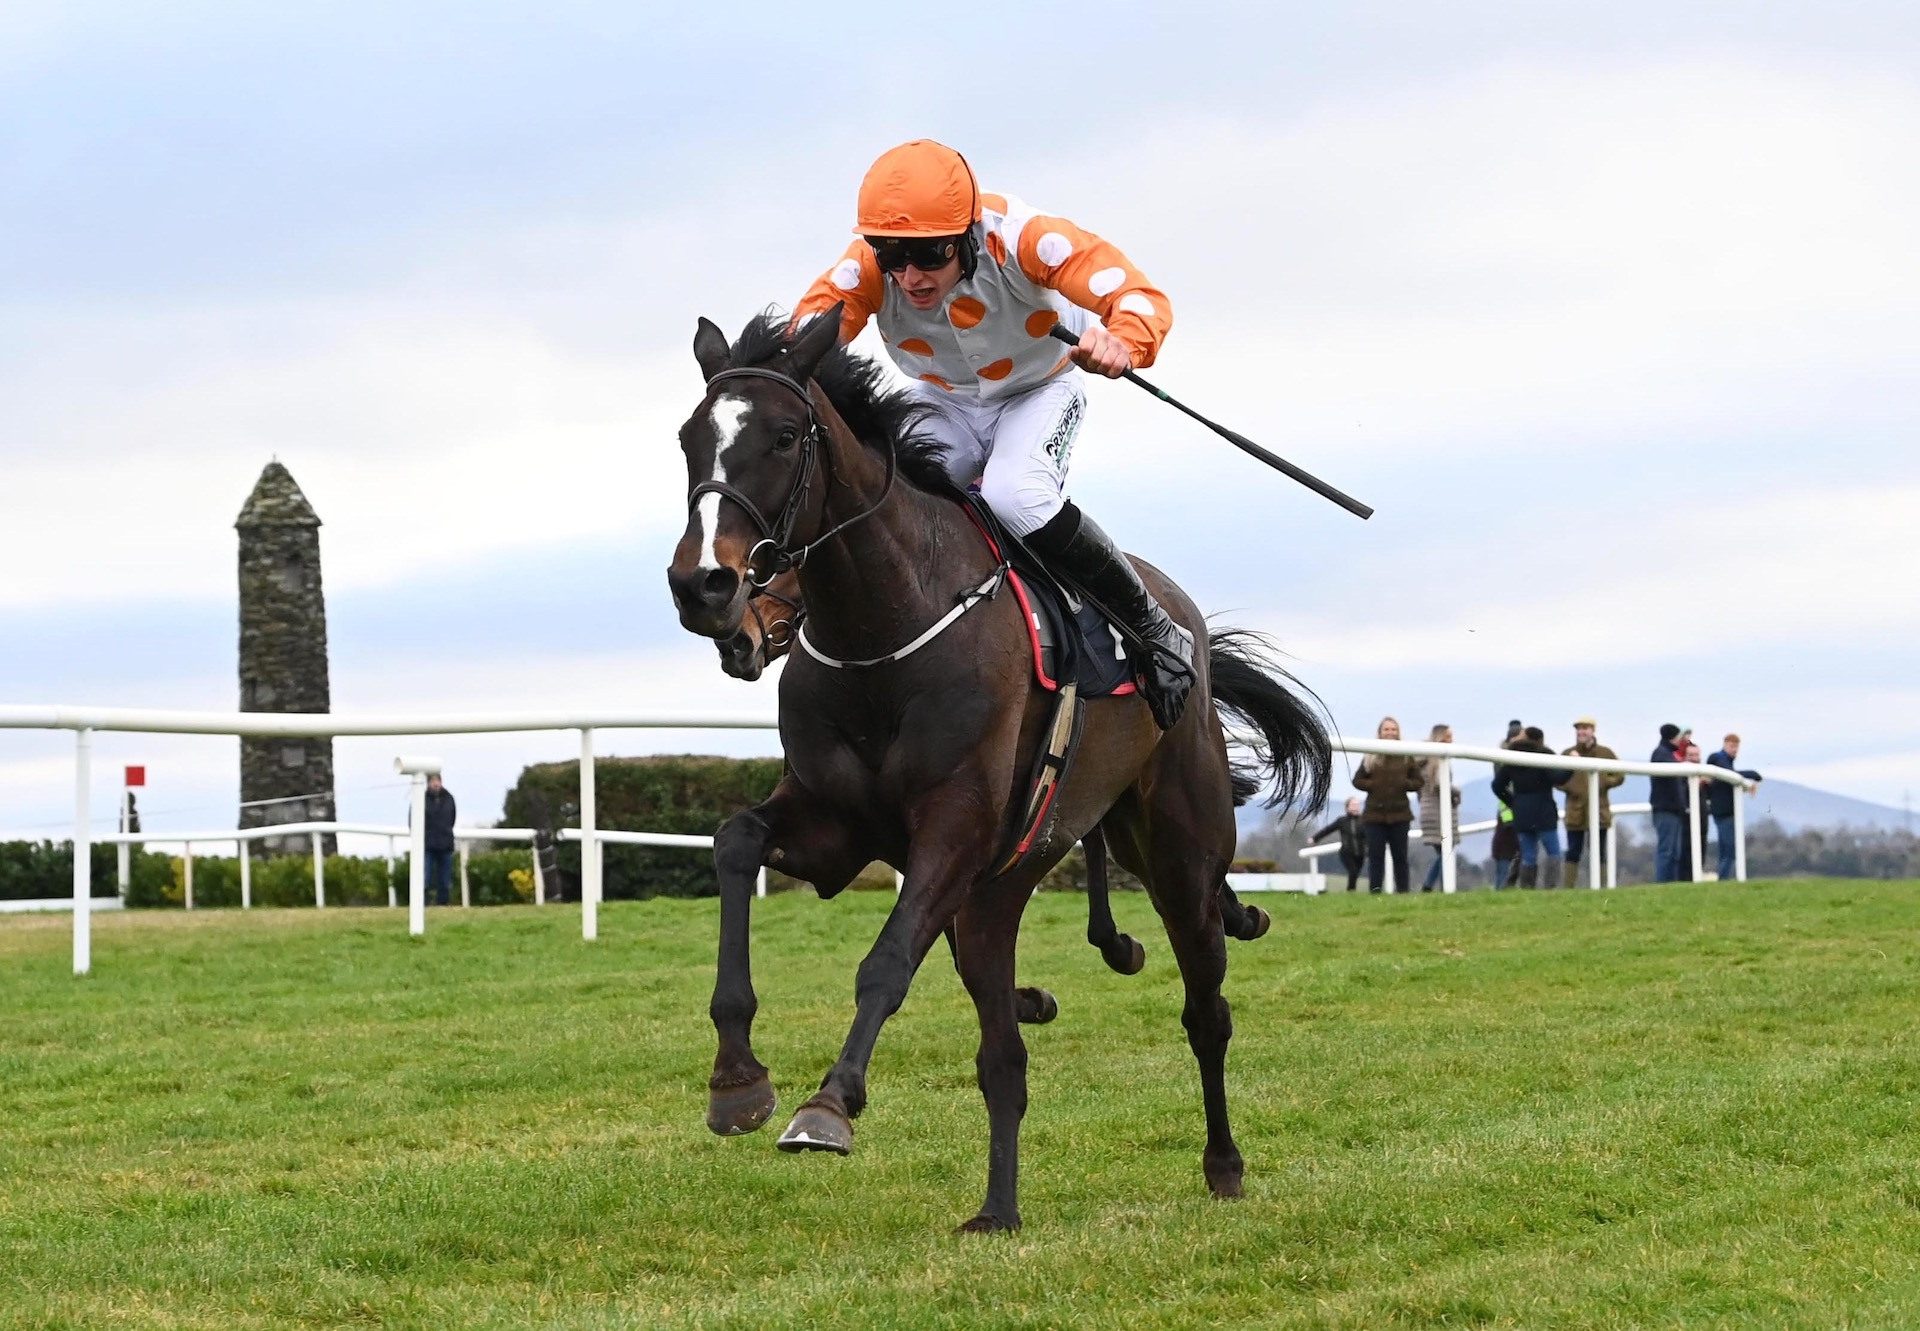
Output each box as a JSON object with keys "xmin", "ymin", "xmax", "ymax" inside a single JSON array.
[{"xmin": 1207, "ymin": 627, "xmax": 1333, "ymax": 813}]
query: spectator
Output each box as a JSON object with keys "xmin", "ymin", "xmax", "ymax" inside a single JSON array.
[
  {"xmin": 1680, "ymin": 738, "xmax": 1708, "ymax": 879},
  {"xmin": 1557, "ymin": 716, "xmax": 1624, "ymax": 888},
  {"xmin": 1489, "ymin": 725, "xmax": 1522, "ymax": 888},
  {"xmin": 1490, "ymin": 799, "xmax": 1519, "ymax": 889},
  {"xmin": 1417, "ymin": 724, "xmax": 1462, "ymax": 891},
  {"xmin": 1352, "ymin": 716, "xmax": 1425, "ymax": 894},
  {"xmin": 1312, "ymin": 796, "xmax": 1367, "ymax": 892},
  {"xmin": 1648, "ymin": 723, "xmax": 1687, "ymax": 882},
  {"xmin": 1491, "ymin": 726, "xmax": 1571, "ymax": 889},
  {"xmin": 1705, "ymin": 734, "xmax": 1762, "ymax": 880},
  {"xmin": 423, "ymin": 774, "xmax": 457, "ymax": 906}
]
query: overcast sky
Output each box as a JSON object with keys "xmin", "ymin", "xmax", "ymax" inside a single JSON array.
[{"xmin": 3, "ymin": 1, "xmax": 1916, "ymax": 843}]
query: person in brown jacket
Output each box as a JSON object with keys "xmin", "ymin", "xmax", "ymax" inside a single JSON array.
[
  {"xmin": 1557, "ymin": 716, "xmax": 1624, "ymax": 887},
  {"xmin": 1353, "ymin": 716, "xmax": 1426, "ymax": 894}
]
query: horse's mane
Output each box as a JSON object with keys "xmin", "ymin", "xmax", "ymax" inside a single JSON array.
[{"xmin": 727, "ymin": 312, "xmax": 953, "ymax": 493}]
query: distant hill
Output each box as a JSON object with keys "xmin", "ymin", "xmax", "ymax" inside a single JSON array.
[{"xmin": 1238, "ymin": 775, "xmax": 1911, "ymax": 841}]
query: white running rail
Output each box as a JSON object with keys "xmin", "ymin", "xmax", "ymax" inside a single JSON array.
[{"xmin": 0, "ymin": 707, "xmax": 1752, "ymax": 975}]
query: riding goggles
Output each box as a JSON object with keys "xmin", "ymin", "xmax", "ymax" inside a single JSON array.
[{"xmin": 866, "ymin": 235, "xmax": 962, "ymax": 273}]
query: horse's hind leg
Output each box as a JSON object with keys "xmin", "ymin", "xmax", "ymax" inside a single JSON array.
[
  {"xmin": 945, "ymin": 925, "xmax": 1058, "ymax": 1025},
  {"xmin": 1219, "ymin": 882, "xmax": 1271, "ymax": 942},
  {"xmin": 1084, "ymin": 831, "xmax": 1147, "ymax": 975},
  {"xmin": 1110, "ymin": 788, "xmax": 1246, "ymax": 1199}
]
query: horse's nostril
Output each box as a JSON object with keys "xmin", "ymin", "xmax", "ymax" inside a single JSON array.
[{"xmin": 703, "ymin": 568, "xmax": 738, "ymax": 601}]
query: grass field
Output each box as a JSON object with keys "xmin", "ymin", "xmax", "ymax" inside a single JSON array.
[{"xmin": 4, "ymin": 881, "xmax": 1919, "ymax": 1330}]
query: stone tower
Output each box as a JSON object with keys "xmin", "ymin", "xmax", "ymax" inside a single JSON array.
[{"xmin": 236, "ymin": 462, "xmax": 337, "ymax": 854}]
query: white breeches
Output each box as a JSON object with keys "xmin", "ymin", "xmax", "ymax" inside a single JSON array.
[{"xmin": 911, "ymin": 376, "xmax": 1086, "ymax": 536}]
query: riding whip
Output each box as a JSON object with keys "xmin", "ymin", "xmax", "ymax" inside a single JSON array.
[{"xmin": 1049, "ymin": 325, "xmax": 1373, "ymax": 520}]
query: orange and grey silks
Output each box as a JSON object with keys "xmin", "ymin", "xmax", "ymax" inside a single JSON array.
[{"xmin": 796, "ymin": 192, "xmax": 1173, "ymax": 402}]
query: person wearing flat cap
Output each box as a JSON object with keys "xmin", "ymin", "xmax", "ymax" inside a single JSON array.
[{"xmin": 1557, "ymin": 717, "xmax": 1622, "ymax": 887}]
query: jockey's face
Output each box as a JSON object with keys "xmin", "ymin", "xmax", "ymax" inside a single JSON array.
[{"xmin": 890, "ymin": 252, "xmax": 962, "ymax": 311}]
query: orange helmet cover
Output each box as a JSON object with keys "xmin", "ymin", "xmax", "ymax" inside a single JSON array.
[{"xmin": 855, "ymin": 140, "xmax": 981, "ymax": 237}]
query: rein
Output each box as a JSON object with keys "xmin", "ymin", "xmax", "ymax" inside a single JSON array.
[{"xmin": 687, "ymin": 365, "xmax": 896, "ymax": 587}]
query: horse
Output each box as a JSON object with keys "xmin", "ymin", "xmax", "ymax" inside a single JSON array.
[{"xmin": 666, "ymin": 307, "xmax": 1330, "ymax": 1231}]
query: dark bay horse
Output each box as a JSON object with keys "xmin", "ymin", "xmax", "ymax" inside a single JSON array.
[{"xmin": 667, "ymin": 308, "xmax": 1329, "ymax": 1231}]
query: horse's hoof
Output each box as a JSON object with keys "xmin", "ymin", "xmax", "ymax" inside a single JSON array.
[
  {"xmin": 1015, "ymin": 987, "xmax": 1059, "ymax": 1024},
  {"xmin": 1104, "ymin": 934, "xmax": 1147, "ymax": 975},
  {"xmin": 776, "ymin": 1103, "xmax": 852, "ymax": 1155},
  {"xmin": 957, "ymin": 1211, "xmax": 1020, "ymax": 1234},
  {"xmin": 1234, "ymin": 906, "xmax": 1271, "ymax": 941},
  {"xmin": 706, "ymin": 1072, "xmax": 777, "ymax": 1136},
  {"xmin": 1206, "ymin": 1152, "xmax": 1245, "ymax": 1199}
]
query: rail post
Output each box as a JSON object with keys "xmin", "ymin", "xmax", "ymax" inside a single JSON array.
[
  {"xmin": 407, "ymin": 773, "xmax": 427, "ymax": 935},
  {"xmin": 72, "ymin": 728, "xmax": 92, "ymax": 976},
  {"xmin": 385, "ymin": 836, "xmax": 396, "ymax": 908},
  {"xmin": 1438, "ymin": 755, "xmax": 1456, "ymax": 894},
  {"xmin": 580, "ymin": 728, "xmax": 599, "ymax": 941},
  {"xmin": 1606, "ymin": 821, "xmax": 1619, "ymax": 888},
  {"xmin": 1687, "ymin": 776, "xmax": 1703, "ymax": 883},
  {"xmin": 240, "ymin": 839, "xmax": 251, "ymax": 909},
  {"xmin": 459, "ymin": 843, "xmax": 470, "ymax": 908},
  {"xmin": 184, "ymin": 842, "xmax": 195, "ymax": 911},
  {"xmin": 1734, "ymin": 782, "xmax": 1748, "ymax": 882},
  {"xmin": 311, "ymin": 831, "xmax": 325, "ymax": 907},
  {"xmin": 1587, "ymin": 771, "xmax": 1603, "ymax": 889}
]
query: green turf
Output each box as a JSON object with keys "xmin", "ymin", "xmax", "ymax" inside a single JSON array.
[{"xmin": 4, "ymin": 881, "xmax": 1919, "ymax": 1330}]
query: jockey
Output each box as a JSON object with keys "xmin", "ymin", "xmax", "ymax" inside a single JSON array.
[{"xmin": 795, "ymin": 139, "xmax": 1195, "ymax": 729}]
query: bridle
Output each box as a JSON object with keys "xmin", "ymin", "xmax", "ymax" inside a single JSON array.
[
  {"xmin": 744, "ymin": 583, "xmax": 804, "ymax": 659},
  {"xmin": 686, "ymin": 365, "xmax": 896, "ymax": 588}
]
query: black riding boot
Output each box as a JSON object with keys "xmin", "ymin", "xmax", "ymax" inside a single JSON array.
[{"xmin": 1027, "ymin": 502, "xmax": 1195, "ymax": 730}]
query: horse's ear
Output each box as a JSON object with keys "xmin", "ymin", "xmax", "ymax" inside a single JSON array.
[
  {"xmin": 783, "ymin": 305, "xmax": 843, "ymax": 384},
  {"xmin": 693, "ymin": 317, "xmax": 732, "ymax": 382}
]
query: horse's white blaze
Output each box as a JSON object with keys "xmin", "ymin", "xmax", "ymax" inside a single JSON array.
[{"xmin": 696, "ymin": 394, "xmax": 753, "ymax": 572}]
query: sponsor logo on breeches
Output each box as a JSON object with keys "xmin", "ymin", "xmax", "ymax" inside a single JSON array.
[{"xmin": 1043, "ymin": 394, "xmax": 1083, "ymax": 470}]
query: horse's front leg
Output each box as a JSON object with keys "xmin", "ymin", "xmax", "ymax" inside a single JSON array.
[
  {"xmin": 952, "ymin": 886, "xmax": 1032, "ymax": 1233},
  {"xmin": 777, "ymin": 809, "xmax": 992, "ymax": 1155},
  {"xmin": 707, "ymin": 781, "xmax": 864, "ymax": 1136}
]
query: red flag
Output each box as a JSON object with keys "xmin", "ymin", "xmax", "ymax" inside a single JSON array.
[{"xmin": 124, "ymin": 766, "xmax": 146, "ymax": 787}]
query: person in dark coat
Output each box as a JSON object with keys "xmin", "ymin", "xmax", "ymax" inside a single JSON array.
[
  {"xmin": 1491, "ymin": 727, "xmax": 1570, "ymax": 889},
  {"xmin": 1312, "ymin": 796, "xmax": 1367, "ymax": 892},
  {"xmin": 1352, "ymin": 716, "xmax": 1426, "ymax": 894},
  {"xmin": 1647, "ymin": 723, "xmax": 1687, "ymax": 883},
  {"xmin": 423, "ymin": 774, "xmax": 458, "ymax": 906},
  {"xmin": 1705, "ymin": 733, "xmax": 1762, "ymax": 880}
]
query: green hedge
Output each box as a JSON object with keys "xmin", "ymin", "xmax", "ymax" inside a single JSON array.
[
  {"xmin": 131, "ymin": 849, "xmax": 538, "ymax": 910},
  {"xmin": 503, "ymin": 754, "xmax": 783, "ymax": 900},
  {"xmin": 0, "ymin": 841, "xmax": 171, "ymax": 902}
]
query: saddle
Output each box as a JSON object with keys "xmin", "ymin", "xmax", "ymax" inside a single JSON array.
[{"xmin": 957, "ymin": 495, "xmax": 1136, "ymax": 700}]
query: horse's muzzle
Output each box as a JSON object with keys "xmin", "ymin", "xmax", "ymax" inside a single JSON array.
[
  {"xmin": 668, "ymin": 563, "xmax": 745, "ymax": 638},
  {"xmin": 718, "ymin": 630, "xmax": 765, "ymax": 681}
]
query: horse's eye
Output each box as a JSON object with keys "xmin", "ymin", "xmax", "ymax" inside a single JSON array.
[{"xmin": 774, "ymin": 426, "xmax": 799, "ymax": 451}]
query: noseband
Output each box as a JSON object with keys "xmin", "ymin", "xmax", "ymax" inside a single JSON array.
[{"xmin": 687, "ymin": 365, "xmax": 895, "ymax": 587}]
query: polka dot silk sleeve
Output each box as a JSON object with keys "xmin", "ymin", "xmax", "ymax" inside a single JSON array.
[
  {"xmin": 1013, "ymin": 217, "xmax": 1173, "ymax": 368},
  {"xmin": 794, "ymin": 240, "xmax": 882, "ymax": 344}
]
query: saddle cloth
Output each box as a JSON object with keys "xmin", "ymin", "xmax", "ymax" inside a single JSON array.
[{"xmin": 959, "ymin": 495, "xmax": 1137, "ymax": 699}]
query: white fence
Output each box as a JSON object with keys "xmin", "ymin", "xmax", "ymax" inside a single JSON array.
[
  {"xmin": 1298, "ymin": 802, "xmax": 1656, "ymax": 891},
  {"xmin": 0, "ymin": 707, "xmax": 1754, "ymax": 975}
]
